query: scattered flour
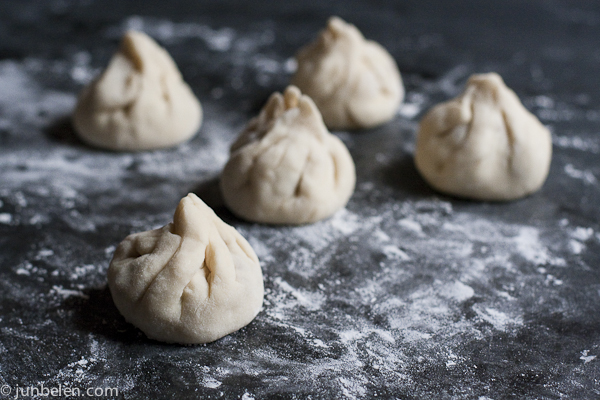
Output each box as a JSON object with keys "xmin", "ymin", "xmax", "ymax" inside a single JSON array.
[
  {"xmin": 398, "ymin": 217, "xmax": 424, "ymax": 235},
  {"xmin": 397, "ymin": 92, "xmax": 427, "ymax": 119},
  {"xmin": 513, "ymin": 226, "xmax": 566, "ymax": 266},
  {"xmin": 381, "ymin": 244, "xmax": 410, "ymax": 261},
  {"xmin": 554, "ymin": 135, "xmax": 600, "ymax": 153},
  {"xmin": 0, "ymin": 60, "xmax": 76, "ymax": 129},
  {"xmin": 36, "ymin": 249, "xmax": 54, "ymax": 258},
  {"xmin": 0, "ymin": 213, "xmax": 12, "ymax": 224},
  {"xmin": 50, "ymin": 285, "xmax": 89, "ymax": 300},
  {"xmin": 566, "ymin": 227, "xmax": 592, "ymax": 255},
  {"xmin": 439, "ymin": 281, "xmax": 475, "ymax": 302},
  {"xmin": 272, "ymin": 278, "xmax": 325, "ymax": 312},
  {"xmin": 570, "ymin": 226, "xmax": 594, "ymax": 241},
  {"xmin": 397, "ymin": 103, "xmax": 421, "ymax": 119},
  {"xmin": 201, "ymin": 376, "xmax": 222, "ymax": 389},
  {"xmin": 473, "ymin": 306, "xmax": 523, "ymax": 331},
  {"xmin": 580, "ymin": 350, "xmax": 596, "ymax": 364},
  {"xmin": 564, "ymin": 163, "xmax": 597, "ymax": 184},
  {"xmin": 108, "ymin": 16, "xmax": 236, "ymax": 52}
]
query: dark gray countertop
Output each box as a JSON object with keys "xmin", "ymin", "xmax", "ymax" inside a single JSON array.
[{"xmin": 1, "ymin": 1, "xmax": 600, "ymax": 399}]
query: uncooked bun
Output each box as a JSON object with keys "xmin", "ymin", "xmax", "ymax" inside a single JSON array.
[
  {"xmin": 108, "ymin": 193, "xmax": 263, "ymax": 344},
  {"xmin": 220, "ymin": 85, "xmax": 356, "ymax": 225},
  {"xmin": 291, "ymin": 16, "xmax": 404, "ymax": 130},
  {"xmin": 73, "ymin": 31, "xmax": 202, "ymax": 151},
  {"xmin": 414, "ymin": 73, "xmax": 552, "ymax": 201}
]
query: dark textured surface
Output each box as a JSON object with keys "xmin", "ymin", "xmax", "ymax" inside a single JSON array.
[{"xmin": 1, "ymin": 1, "xmax": 600, "ymax": 399}]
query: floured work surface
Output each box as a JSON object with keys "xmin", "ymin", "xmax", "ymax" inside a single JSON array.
[{"xmin": 1, "ymin": 1, "xmax": 599, "ymax": 398}]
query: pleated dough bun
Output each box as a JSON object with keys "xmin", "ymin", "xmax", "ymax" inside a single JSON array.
[
  {"xmin": 108, "ymin": 193, "xmax": 263, "ymax": 344},
  {"xmin": 73, "ymin": 31, "xmax": 202, "ymax": 151},
  {"xmin": 414, "ymin": 73, "xmax": 552, "ymax": 201},
  {"xmin": 291, "ymin": 16, "xmax": 404, "ymax": 130},
  {"xmin": 220, "ymin": 85, "xmax": 356, "ymax": 225}
]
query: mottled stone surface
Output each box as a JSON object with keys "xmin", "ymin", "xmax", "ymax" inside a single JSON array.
[{"xmin": 1, "ymin": 1, "xmax": 599, "ymax": 399}]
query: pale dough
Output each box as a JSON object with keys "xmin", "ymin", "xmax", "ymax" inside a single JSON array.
[
  {"xmin": 73, "ymin": 31, "xmax": 202, "ymax": 151},
  {"xmin": 291, "ymin": 16, "xmax": 404, "ymax": 130},
  {"xmin": 108, "ymin": 193, "xmax": 263, "ymax": 344},
  {"xmin": 414, "ymin": 72, "xmax": 552, "ymax": 201},
  {"xmin": 220, "ymin": 85, "xmax": 356, "ymax": 225}
]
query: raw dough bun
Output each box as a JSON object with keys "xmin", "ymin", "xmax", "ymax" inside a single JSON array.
[
  {"xmin": 73, "ymin": 31, "xmax": 202, "ymax": 151},
  {"xmin": 291, "ymin": 16, "xmax": 404, "ymax": 130},
  {"xmin": 220, "ymin": 85, "xmax": 356, "ymax": 225},
  {"xmin": 414, "ymin": 72, "xmax": 552, "ymax": 201},
  {"xmin": 107, "ymin": 193, "xmax": 263, "ymax": 344}
]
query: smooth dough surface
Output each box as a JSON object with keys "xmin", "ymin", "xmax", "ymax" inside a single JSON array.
[
  {"xmin": 220, "ymin": 85, "xmax": 356, "ymax": 225},
  {"xmin": 291, "ymin": 16, "xmax": 404, "ymax": 130},
  {"xmin": 414, "ymin": 72, "xmax": 552, "ymax": 201},
  {"xmin": 73, "ymin": 31, "xmax": 202, "ymax": 151},
  {"xmin": 107, "ymin": 193, "xmax": 263, "ymax": 344}
]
